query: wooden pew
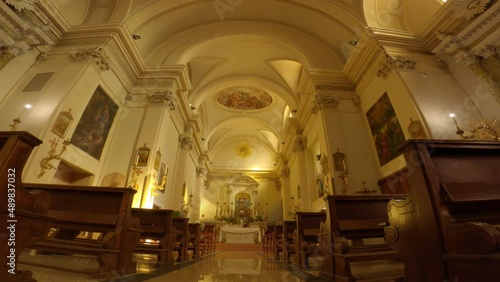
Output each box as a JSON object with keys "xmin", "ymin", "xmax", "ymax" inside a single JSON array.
[
  {"xmin": 24, "ymin": 183, "xmax": 140, "ymax": 278},
  {"xmin": 295, "ymin": 212, "xmax": 326, "ymax": 269},
  {"xmin": 320, "ymin": 195, "xmax": 406, "ymax": 282},
  {"xmin": 0, "ymin": 132, "xmax": 53, "ymax": 282},
  {"xmin": 200, "ymin": 223, "xmax": 216, "ymax": 256},
  {"xmin": 131, "ymin": 208, "xmax": 175, "ymax": 266},
  {"xmin": 274, "ymin": 224, "xmax": 284, "ymax": 260},
  {"xmin": 188, "ymin": 223, "xmax": 200, "ymax": 260},
  {"xmin": 263, "ymin": 226, "xmax": 273, "ymax": 255},
  {"xmin": 385, "ymin": 139, "xmax": 500, "ymax": 282},
  {"xmin": 283, "ymin": 220, "xmax": 296, "ymax": 264},
  {"xmin": 172, "ymin": 217, "xmax": 189, "ymax": 262}
]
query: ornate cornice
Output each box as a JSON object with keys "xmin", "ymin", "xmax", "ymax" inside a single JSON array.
[
  {"xmin": 4, "ymin": 0, "xmax": 37, "ymax": 12},
  {"xmin": 69, "ymin": 47, "xmax": 112, "ymax": 73},
  {"xmin": 450, "ymin": 0, "xmax": 490, "ymax": 20},
  {"xmin": 312, "ymin": 94, "xmax": 339, "ymax": 114}
]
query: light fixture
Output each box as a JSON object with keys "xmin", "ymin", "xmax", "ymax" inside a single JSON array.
[
  {"xmin": 450, "ymin": 114, "xmax": 500, "ymax": 141},
  {"xmin": 132, "ymin": 34, "xmax": 141, "ymax": 40},
  {"xmin": 349, "ymin": 40, "xmax": 358, "ymax": 46}
]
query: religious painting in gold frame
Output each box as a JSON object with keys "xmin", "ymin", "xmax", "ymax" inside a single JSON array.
[
  {"xmin": 134, "ymin": 144, "xmax": 150, "ymax": 167},
  {"xmin": 51, "ymin": 109, "xmax": 73, "ymax": 138},
  {"xmin": 408, "ymin": 118, "xmax": 427, "ymax": 139}
]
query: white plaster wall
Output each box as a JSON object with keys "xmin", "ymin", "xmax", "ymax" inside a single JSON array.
[{"xmin": 0, "ymin": 50, "xmax": 38, "ymax": 110}]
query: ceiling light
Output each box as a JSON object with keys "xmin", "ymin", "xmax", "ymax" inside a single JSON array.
[{"xmin": 349, "ymin": 40, "xmax": 358, "ymax": 46}]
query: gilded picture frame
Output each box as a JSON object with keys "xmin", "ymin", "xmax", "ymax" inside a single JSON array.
[
  {"xmin": 408, "ymin": 118, "xmax": 427, "ymax": 139},
  {"xmin": 51, "ymin": 109, "xmax": 73, "ymax": 138},
  {"xmin": 134, "ymin": 144, "xmax": 150, "ymax": 167},
  {"xmin": 153, "ymin": 148, "xmax": 161, "ymax": 171}
]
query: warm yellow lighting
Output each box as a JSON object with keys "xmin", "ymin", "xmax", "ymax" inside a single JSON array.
[{"xmin": 25, "ymin": 104, "xmax": 32, "ymax": 109}]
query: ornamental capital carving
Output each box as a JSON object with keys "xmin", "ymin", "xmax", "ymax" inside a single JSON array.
[
  {"xmin": 274, "ymin": 178, "xmax": 282, "ymax": 191},
  {"xmin": 476, "ymin": 45, "xmax": 497, "ymax": 59},
  {"xmin": 4, "ymin": 0, "xmax": 38, "ymax": 12},
  {"xmin": 196, "ymin": 167, "xmax": 207, "ymax": 177},
  {"xmin": 281, "ymin": 167, "xmax": 290, "ymax": 178},
  {"xmin": 36, "ymin": 51, "xmax": 49, "ymax": 61},
  {"xmin": 6, "ymin": 45, "xmax": 24, "ymax": 56},
  {"xmin": 293, "ymin": 136, "xmax": 307, "ymax": 153},
  {"xmin": 312, "ymin": 94, "xmax": 340, "ymax": 114},
  {"xmin": 179, "ymin": 135, "xmax": 194, "ymax": 151},
  {"xmin": 69, "ymin": 47, "xmax": 112, "ymax": 73},
  {"xmin": 377, "ymin": 53, "xmax": 417, "ymax": 79},
  {"xmin": 147, "ymin": 91, "xmax": 177, "ymax": 110},
  {"xmin": 456, "ymin": 51, "xmax": 479, "ymax": 66}
]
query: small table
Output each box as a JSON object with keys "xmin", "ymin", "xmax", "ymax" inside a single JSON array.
[{"xmin": 220, "ymin": 226, "xmax": 261, "ymax": 244}]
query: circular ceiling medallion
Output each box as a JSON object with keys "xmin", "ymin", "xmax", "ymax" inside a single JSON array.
[{"xmin": 216, "ymin": 86, "xmax": 273, "ymax": 110}]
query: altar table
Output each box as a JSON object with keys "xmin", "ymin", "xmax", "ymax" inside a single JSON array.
[{"xmin": 219, "ymin": 226, "xmax": 261, "ymax": 244}]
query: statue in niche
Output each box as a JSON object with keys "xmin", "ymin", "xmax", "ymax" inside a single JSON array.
[{"xmin": 234, "ymin": 192, "xmax": 251, "ymax": 218}]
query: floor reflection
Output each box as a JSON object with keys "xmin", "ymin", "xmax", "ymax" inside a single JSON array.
[{"xmin": 143, "ymin": 251, "xmax": 309, "ymax": 282}]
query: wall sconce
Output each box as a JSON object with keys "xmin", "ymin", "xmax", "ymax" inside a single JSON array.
[
  {"xmin": 180, "ymin": 193, "xmax": 194, "ymax": 217},
  {"xmin": 9, "ymin": 104, "xmax": 32, "ymax": 131},
  {"xmin": 450, "ymin": 113, "xmax": 499, "ymax": 141},
  {"xmin": 151, "ymin": 174, "xmax": 167, "ymax": 196},
  {"xmin": 127, "ymin": 167, "xmax": 143, "ymax": 190},
  {"xmin": 38, "ymin": 138, "xmax": 70, "ymax": 178}
]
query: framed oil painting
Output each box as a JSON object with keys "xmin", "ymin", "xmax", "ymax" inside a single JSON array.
[
  {"xmin": 153, "ymin": 148, "xmax": 161, "ymax": 171},
  {"xmin": 134, "ymin": 144, "xmax": 150, "ymax": 167},
  {"xmin": 70, "ymin": 86, "xmax": 118, "ymax": 159},
  {"xmin": 51, "ymin": 109, "xmax": 73, "ymax": 138},
  {"xmin": 366, "ymin": 93, "xmax": 406, "ymax": 166},
  {"xmin": 408, "ymin": 118, "xmax": 427, "ymax": 139}
]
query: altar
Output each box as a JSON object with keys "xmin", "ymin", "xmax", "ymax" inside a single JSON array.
[{"xmin": 219, "ymin": 226, "xmax": 261, "ymax": 244}]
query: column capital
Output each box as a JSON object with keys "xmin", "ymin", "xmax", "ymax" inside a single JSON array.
[
  {"xmin": 377, "ymin": 53, "xmax": 417, "ymax": 79},
  {"xmin": 196, "ymin": 166, "xmax": 207, "ymax": 177},
  {"xmin": 147, "ymin": 90, "xmax": 178, "ymax": 110},
  {"xmin": 293, "ymin": 135, "xmax": 306, "ymax": 153},
  {"xmin": 179, "ymin": 135, "xmax": 194, "ymax": 151},
  {"xmin": 69, "ymin": 47, "xmax": 112, "ymax": 73}
]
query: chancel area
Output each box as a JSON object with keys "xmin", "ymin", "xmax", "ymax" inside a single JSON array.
[{"xmin": 1, "ymin": 0, "xmax": 500, "ymax": 281}]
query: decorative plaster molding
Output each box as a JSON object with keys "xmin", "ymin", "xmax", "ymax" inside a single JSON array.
[
  {"xmin": 274, "ymin": 178, "xmax": 282, "ymax": 191},
  {"xmin": 436, "ymin": 58, "xmax": 451, "ymax": 74},
  {"xmin": 476, "ymin": 45, "xmax": 497, "ymax": 59},
  {"xmin": 147, "ymin": 90, "xmax": 178, "ymax": 110},
  {"xmin": 35, "ymin": 51, "xmax": 48, "ymax": 61},
  {"xmin": 450, "ymin": 0, "xmax": 490, "ymax": 20},
  {"xmin": 4, "ymin": 0, "xmax": 37, "ymax": 12},
  {"xmin": 377, "ymin": 53, "xmax": 417, "ymax": 79},
  {"xmin": 5, "ymin": 45, "xmax": 23, "ymax": 56},
  {"xmin": 179, "ymin": 135, "xmax": 194, "ymax": 151},
  {"xmin": 281, "ymin": 167, "xmax": 290, "ymax": 178},
  {"xmin": 69, "ymin": 47, "xmax": 112, "ymax": 73},
  {"xmin": 312, "ymin": 94, "xmax": 339, "ymax": 114},
  {"xmin": 455, "ymin": 51, "xmax": 479, "ymax": 66},
  {"xmin": 196, "ymin": 167, "xmax": 207, "ymax": 177},
  {"xmin": 293, "ymin": 135, "xmax": 307, "ymax": 153}
]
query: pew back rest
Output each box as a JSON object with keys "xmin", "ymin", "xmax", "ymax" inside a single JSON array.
[
  {"xmin": 328, "ymin": 195, "xmax": 406, "ymax": 239},
  {"xmin": 414, "ymin": 141, "xmax": 500, "ymax": 225},
  {"xmin": 131, "ymin": 208, "xmax": 173, "ymax": 237},
  {"xmin": 25, "ymin": 183, "xmax": 136, "ymax": 233},
  {"xmin": 296, "ymin": 212, "xmax": 326, "ymax": 242}
]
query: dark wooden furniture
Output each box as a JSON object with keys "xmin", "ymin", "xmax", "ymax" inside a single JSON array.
[
  {"xmin": 263, "ymin": 225, "xmax": 273, "ymax": 255},
  {"xmin": 283, "ymin": 220, "xmax": 296, "ymax": 264},
  {"xmin": 0, "ymin": 132, "xmax": 53, "ymax": 282},
  {"xmin": 200, "ymin": 223, "xmax": 216, "ymax": 256},
  {"xmin": 378, "ymin": 167, "xmax": 410, "ymax": 194},
  {"xmin": 274, "ymin": 224, "xmax": 284, "ymax": 260},
  {"xmin": 385, "ymin": 139, "xmax": 500, "ymax": 282},
  {"xmin": 172, "ymin": 217, "xmax": 189, "ymax": 262},
  {"xmin": 295, "ymin": 212, "xmax": 326, "ymax": 269},
  {"xmin": 188, "ymin": 223, "xmax": 200, "ymax": 259},
  {"xmin": 131, "ymin": 208, "xmax": 175, "ymax": 266},
  {"xmin": 320, "ymin": 195, "xmax": 406, "ymax": 281},
  {"xmin": 25, "ymin": 183, "xmax": 140, "ymax": 278}
]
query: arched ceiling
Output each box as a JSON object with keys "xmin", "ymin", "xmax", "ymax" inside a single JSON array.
[{"xmin": 49, "ymin": 0, "xmax": 446, "ymax": 174}]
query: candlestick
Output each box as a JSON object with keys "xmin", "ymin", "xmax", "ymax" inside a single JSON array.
[{"xmin": 449, "ymin": 113, "xmax": 464, "ymax": 135}]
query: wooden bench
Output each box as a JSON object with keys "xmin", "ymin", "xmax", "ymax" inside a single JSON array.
[
  {"xmin": 131, "ymin": 208, "xmax": 175, "ymax": 266},
  {"xmin": 295, "ymin": 212, "xmax": 326, "ymax": 269},
  {"xmin": 172, "ymin": 217, "xmax": 189, "ymax": 262},
  {"xmin": 274, "ymin": 224, "xmax": 284, "ymax": 260},
  {"xmin": 320, "ymin": 195, "xmax": 406, "ymax": 282},
  {"xmin": 24, "ymin": 183, "xmax": 140, "ymax": 278},
  {"xmin": 385, "ymin": 139, "xmax": 500, "ymax": 282},
  {"xmin": 263, "ymin": 225, "xmax": 273, "ymax": 255},
  {"xmin": 283, "ymin": 220, "xmax": 297, "ymax": 264},
  {"xmin": 0, "ymin": 132, "xmax": 53, "ymax": 282},
  {"xmin": 188, "ymin": 223, "xmax": 200, "ymax": 259},
  {"xmin": 200, "ymin": 223, "xmax": 216, "ymax": 256}
]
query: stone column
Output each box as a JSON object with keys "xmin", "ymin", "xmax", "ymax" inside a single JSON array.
[
  {"xmin": 192, "ymin": 161, "xmax": 207, "ymax": 221},
  {"xmin": 170, "ymin": 125, "xmax": 194, "ymax": 210},
  {"xmin": 292, "ymin": 129, "xmax": 311, "ymax": 211},
  {"xmin": 279, "ymin": 160, "xmax": 291, "ymax": 220}
]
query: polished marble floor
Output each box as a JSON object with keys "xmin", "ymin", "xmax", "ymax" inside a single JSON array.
[{"xmin": 18, "ymin": 249, "xmax": 328, "ymax": 282}]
